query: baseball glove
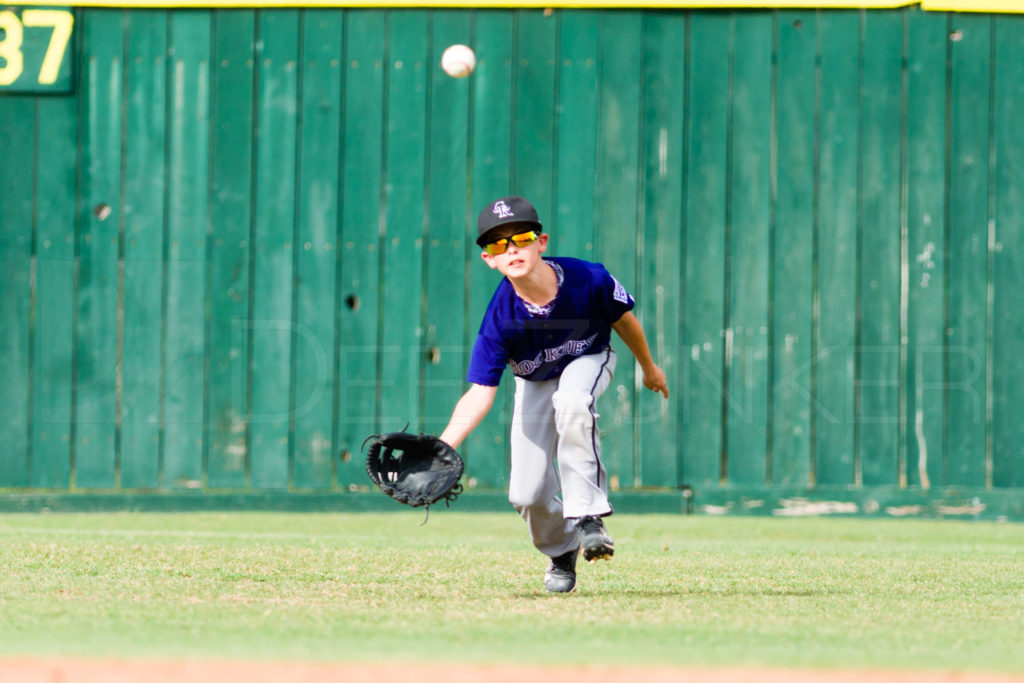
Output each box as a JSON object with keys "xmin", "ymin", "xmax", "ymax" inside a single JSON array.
[{"xmin": 364, "ymin": 430, "xmax": 464, "ymax": 518}]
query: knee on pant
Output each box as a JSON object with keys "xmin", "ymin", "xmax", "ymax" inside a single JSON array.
[
  {"xmin": 552, "ymin": 390, "xmax": 594, "ymax": 426},
  {"xmin": 508, "ymin": 485, "xmax": 547, "ymax": 510},
  {"xmin": 508, "ymin": 468, "xmax": 552, "ymax": 509}
]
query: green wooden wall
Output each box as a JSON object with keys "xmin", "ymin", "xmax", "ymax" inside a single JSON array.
[{"xmin": 2, "ymin": 7, "xmax": 1024, "ymax": 498}]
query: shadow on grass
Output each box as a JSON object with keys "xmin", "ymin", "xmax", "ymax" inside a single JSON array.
[
  {"xmin": 512, "ymin": 587, "xmax": 846, "ymax": 599},
  {"xmin": 511, "ymin": 590, "xmax": 686, "ymax": 599}
]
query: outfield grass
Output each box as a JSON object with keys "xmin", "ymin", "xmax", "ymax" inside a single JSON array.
[{"xmin": 0, "ymin": 511, "xmax": 1022, "ymax": 672}]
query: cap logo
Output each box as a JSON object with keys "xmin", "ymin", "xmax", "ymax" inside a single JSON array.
[{"xmin": 492, "ymin": 201, "xmax": 515, "ymax": 219}]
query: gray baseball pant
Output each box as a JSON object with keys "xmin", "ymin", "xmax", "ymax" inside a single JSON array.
[{"xmin": 508, "ymin": 347, "xmax": 616, "ymax": 558}]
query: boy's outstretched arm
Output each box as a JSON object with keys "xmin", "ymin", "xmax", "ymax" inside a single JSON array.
[
  {"xmin": 612, "ymin": 311, "xmax": 669, "ymax": 399},
  {"xmin": 439, "ymin": 383, "xmax": 499, "ymax": 449}
]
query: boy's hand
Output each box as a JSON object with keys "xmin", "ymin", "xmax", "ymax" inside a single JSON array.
[
  {"xmin": 611, "ymin": 312, "xmax": 669, "ymax": 399},
  {"xmin": 643, "ymin": 365, "xmax": 669, "ymax": 399}
]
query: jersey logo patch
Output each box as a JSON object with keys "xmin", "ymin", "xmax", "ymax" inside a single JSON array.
[
  {"xmin": 493, "ymin": 200, "xmax": 514, "ymax": 219},
  {"xmin": 612, "ymin": 277, "xmax": 632, "ymax": 305}
]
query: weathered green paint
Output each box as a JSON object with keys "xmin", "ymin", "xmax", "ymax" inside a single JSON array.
[
  {"xmin": 164, "ymin": 11, "xmax": 210, "ymax": 491},
  {"xmin": 991, "ymin": 15, "xmax": 1024, "ymax": 490},
  {"xmin": 2, "ymin": 7, "xmax": 1024, "ymax": 510},
  {"xmin": 0, "ymin": 97, "xmax": 33, "ymax": 488},
  {"xmin": 206, "ymin": 9, "xmax": 255, "ymax": 490},
  {"xmin": 905, "ymin": 10, "xmax": 947, "ymax": 491},
  {"xmin": 858, "ymin": 10, "xmax": 903, "ymax": 488},
  {"xmin": 513, "ymin": 9, "xmax": 556, "ymax": 212},
  {"xmin": 121, "ymin": 10, "xmax": 167, "ymax": 490},
  {"xmin": 250, "ymin": 8, "xmax": 299, "ymax": 490},
  {"xmin": 729, "ymin": 12, "xmax": 771, "ymax": 486},
  {"xmin": 682, "ymin": 12, "xmax": 728, "ymax": 487},
  {"xmin": 636, "ymin": 11, "xmax": 684, "ymax": 488},
  {"xmin": 74, "ymin": 9, "xmax": 121, "ymax": 490},
  {"xmin": 814, "ymin": 10, "xmax": 860, "ymax": 487},
  {"xmin": 772, "ymin": 11, "xmax": 815, "ymax": 488},
  {"xmin": 946, "ymin": 13, "xmax": 990, "ymax": 489},
  {"xmin": 337, "ymin": 9, "xmax": 386, "ymax": 488},
  {"xmin": 293, "ymin": 9, "xmax": 343, "ymax": 490},
  {"xmin": 31, "ymin": 94, "xmax": 77, "ymax": 488}
]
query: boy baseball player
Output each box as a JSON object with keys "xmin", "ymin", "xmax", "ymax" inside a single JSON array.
[{"xmin": 439, "ymin": 196, "xmax": 669, "ymax": 593}]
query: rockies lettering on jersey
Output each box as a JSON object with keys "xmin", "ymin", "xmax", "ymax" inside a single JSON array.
[
  {"xmin": 467, "ymin": 257, "xmax": 635, "ymax": 385},
  {"xmin": 508, "ymin": 333, "xmax": 599, "ymax": 375}
]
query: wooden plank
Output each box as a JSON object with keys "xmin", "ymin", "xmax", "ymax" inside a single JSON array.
[
  {"xmin": 337, "ymin": 9, "xmax": 386, "ymax": 488},
  {"xmin": 858, "ymin": 9, "xmax": 902, "ymax": 487},
  {"xmin": 553, "ymin": 10, "xmax": 598, "ymax": 259},
  {"xmin": 465, "ymin": 10, "xmax": 514, "ymax": 489},
  {"xmin": 0, "ymin": 97, "xmax": 35, "ymax": 487},
  {"xmin": 512, "ymin": 9, "xmax": 556, "ymax": 216},
  {"xmin": 991, "ymin": 15, "xmax": 1024, "ymax": 489},
  {"xmin": 421, "ymin": 10, "xmax": 472, "ymax": 437},
  {"xmin": 904, "ymin": 10, "xmax": 947, "ymax": 490},
  {"xmin": 379, "ymin": 10, "xmax": 427, "ymax": 434},
  {"xmin": 207, "ymin": 9, "xmax": 255, "ymax": 489},
  {"xmin": 636, "ymin": 11, "xmax": 684, "ymax": 488},
  {"xmin": 249, "ymin": 9, "xmax": 299, "ymax": 490},
  {"xmin": 814, "ymin": 10, "xmax": 859, "ymax": 485},
  {"xmin": 31, "ymin": 95, "xmax": 77, "ymax": 489},
  {"xmin": 292, "ymin": 9, "xmax": 343, "ymax": 490},
  {"xmin": 727, "ymin": 11, "xmax": 772, "ymax": 485},
  {"xmin": 945, "ymin": 13, "xmax": 990, "ymax": 488},
  {"xmin": 595, "ymin": 10, "xmax": 642, "ymax": 489},
  {"xmin": 681, "ymin": 12, "xmax": 729, "ymax": 487},
  {"xmin": 163, "ymin": 10, "xmax": 210, "ymax": 490},
  {"xmin": 74, "ymin": 9, "xmax": 123, "ymax": 489},
  {"xmin": 772, "ymin": 10, "xmax": 817, "ymax": 487},
  {"xmin": 120, "ymin": 9, "xmax": 167, "ymax": 490}
]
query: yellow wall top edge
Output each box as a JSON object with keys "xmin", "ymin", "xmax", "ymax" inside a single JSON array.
[
  {"xmin": 0, "ymin": 0, "xmax": 919, "ymax": 5},
  {"xmin": 922, "ymin": 0, "xmax": 1024, "ymax": 9},
  {"xmin": 7, "ymin": 0, "xmax": 1023, "ymax": 11}
]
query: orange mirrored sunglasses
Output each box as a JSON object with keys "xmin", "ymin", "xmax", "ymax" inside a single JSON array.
[{"xmin": 484, "ymin": 230, "xmax": 540, "ymax": 256}]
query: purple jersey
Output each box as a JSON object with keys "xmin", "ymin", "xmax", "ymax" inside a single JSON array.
[{"xmin": 466, "ymin": 257, "xmax": 635, "ymax": 386}]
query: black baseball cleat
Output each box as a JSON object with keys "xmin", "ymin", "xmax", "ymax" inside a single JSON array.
[
  {"xmin": 543, "ymin": 548, "xmax": 578, "ymax": 593},
  {"xmin": 576, "ymin": 516, "xmax": 614, "ymax": 563}
]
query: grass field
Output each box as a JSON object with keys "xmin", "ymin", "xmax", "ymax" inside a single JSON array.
[{"xmin": 0, "ymin": 511, "xmax": 1022, "ymax": 674}]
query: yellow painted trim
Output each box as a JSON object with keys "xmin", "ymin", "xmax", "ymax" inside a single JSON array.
[
  {"xmin": 12, "ymin": 0, "xmax": 1024, "ymax": 10},
  {"xmin": 922, "ymin": 0, "xmax": 1024, "ymax": 11},
  {"xmin": 0, "ymin": 0, "xmax": 920, "ymax": 7}
]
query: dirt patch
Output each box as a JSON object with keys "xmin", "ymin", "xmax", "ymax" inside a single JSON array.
[{"xmin": 1, "ymin": 660, "xmax": 1022, "ymax": 683}]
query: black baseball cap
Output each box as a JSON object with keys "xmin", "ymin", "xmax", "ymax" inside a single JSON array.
[{"xmin": 476, "ymin": 196, "xmax": 543, "ymax": 248}]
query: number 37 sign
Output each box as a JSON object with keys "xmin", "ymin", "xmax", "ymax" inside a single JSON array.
[{"xmin": 0, "ymin": 5, "xmax": 74, "ymax": 93}]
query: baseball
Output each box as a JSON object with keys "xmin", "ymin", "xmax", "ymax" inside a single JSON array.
[{"xmin": 441, "ymin": 44, "xmax": 476, "ymax": 79}]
